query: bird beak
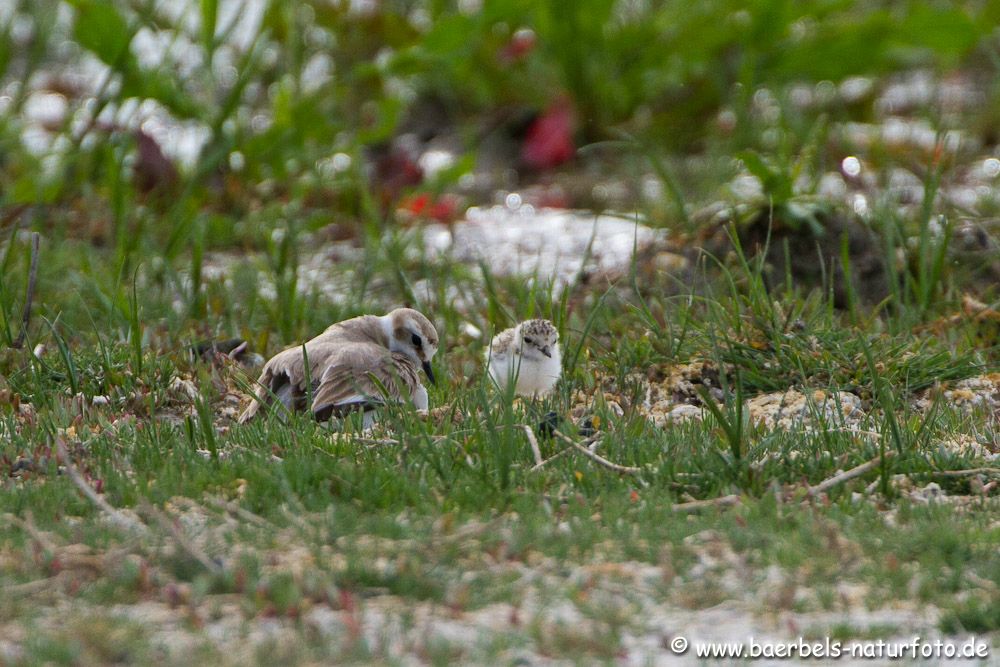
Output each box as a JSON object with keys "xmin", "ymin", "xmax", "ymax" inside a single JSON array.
[
  {"xmin": 541, "ymin": 347, "xmax": 552, "ymax": 358},
  {"xmin": 422, "ymin": 361, "xmax": 436, "ymax": 385}
]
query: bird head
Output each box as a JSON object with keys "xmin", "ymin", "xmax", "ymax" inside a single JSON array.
[
  {"xmin": 519, "ymin": 319, "xmax": 559, "ymax": 359},
  {"xmin": 385, "ymin": 308, "xmax": 439, "ymax": 384}
]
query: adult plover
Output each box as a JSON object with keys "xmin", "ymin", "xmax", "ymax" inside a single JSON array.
[
  {"xmin": 485, "ymin": 319, "xmax": 561, "ymax": 397},
  {"xmin": 239, "ymin": 308, "xmax": 438, "ymax": 426}
]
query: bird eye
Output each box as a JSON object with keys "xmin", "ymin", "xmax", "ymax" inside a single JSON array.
[
  {"xmin": 411, "ymin": 332, "xmax": 422, "ymax": 347},
  {"xmin": 524, "ymin": 337, "xmax": 533, "ymax": 344}
]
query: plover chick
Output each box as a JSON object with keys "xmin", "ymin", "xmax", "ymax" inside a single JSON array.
[
  {"xmin": 485, "ymin": 319, "xmax": 561, "ymax": 397},
  {"xmin": 239, "ymin": 308, "xmax": 438, "ymax": 427}
]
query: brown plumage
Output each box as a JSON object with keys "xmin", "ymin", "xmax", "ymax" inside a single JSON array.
[{"xmin": 239, "ymin": 309, "xmax": 438, "ymax": 425}]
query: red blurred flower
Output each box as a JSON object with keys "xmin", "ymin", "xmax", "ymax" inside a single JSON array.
[
  {"xmin": 399, "ymin": 192, "xmax": 463, "ymax": 223},
  {"xmin": 521, "ymin": 101, "xmax": 575, "ymax": 170},
  {"xmin": 404, "ymin": 192, "xmax": 431, "ymax": 216}
]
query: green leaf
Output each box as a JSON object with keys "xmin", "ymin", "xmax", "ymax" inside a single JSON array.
[
  {"xmin": 897, "ymin": 5, "xmax": 977, "ymax": 58},
  {"xmin": 738, "ymin": 150, "xmax": 793, "ymax": 204},
  {"xmin": 200, "ymin": 0, "xmax": 218, "ymax": 55},
  {"xmin": 738, "ymin": 150, "xmax": 776, "ymax": 184},
  {"xmin": 127, "ymin": 74, "xmax": 201, "ymax": 120},
  {"xmin": 69, "ymin": 0, "xmax": 134, "ymax": 68},
  {"xmin": 0, "ymin": 21, "xmax": 12, "ymax": 81}
]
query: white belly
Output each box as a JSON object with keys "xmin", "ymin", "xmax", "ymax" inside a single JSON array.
[{"xmin": 487, "ymin": 349, "xmax": 561, "ymax": 396}]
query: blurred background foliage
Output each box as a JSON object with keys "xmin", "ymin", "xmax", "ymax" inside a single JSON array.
[{"xmin": 0, "ymin": 0, "xmax": 998, "ymax": 252}]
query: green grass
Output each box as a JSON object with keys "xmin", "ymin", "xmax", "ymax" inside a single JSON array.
[
  {"xmin": 1, "ymin": 0, "xmax": 999, "ymax": 662},
  {"xmin": 0, "ymin": 232, "xmax": 997, "ymax": 660}
]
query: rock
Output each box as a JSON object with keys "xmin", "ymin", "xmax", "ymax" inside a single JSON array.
[
  {"xmin": 652, "ymin": 251, "xmax": 689, "ymax": 273},
  {"xmin": 423, "ymin": 206, "xmax": 665, "ymax": 291},
  {"xmin": 936, "ymin": 434, "xmax": 997, "ymax": 461},
  {"xmin": 169, "ymin": 377, "xmax": 200, "ymax": 403},
  {"xmin": 659, "ymin": 404, "xmax": 702, "ymax": 424},
  {"xmin": 746, "ymin": 389, "xmax": 863, "ymax": 430},
  {"xmin": 908, "ymin": 482, "xmax": 946, "ymax": 504},
  {"xmin": 942, "ymin": 374, "xmax": 1000, "ymax": 410}
]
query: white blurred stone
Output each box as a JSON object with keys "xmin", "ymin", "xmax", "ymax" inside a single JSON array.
[{"xmin": 423, "ymin": 207, "xmax": 664, "ymax": 292}]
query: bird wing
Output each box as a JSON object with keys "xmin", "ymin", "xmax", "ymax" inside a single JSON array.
[
  {"xmin": 310, "ymin": 345, "xmax": 424, "ymax": 421},
  {"xmin": 238, "ymin": 345, "xmax": 301, "ymax": 422},
  {"xmin": 238, "ymin": 330, "xmax": 350, "ymax": 423},
  {"xmin": 238, "ymin": 319, "xmax": 425, "ymax": 424}
]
